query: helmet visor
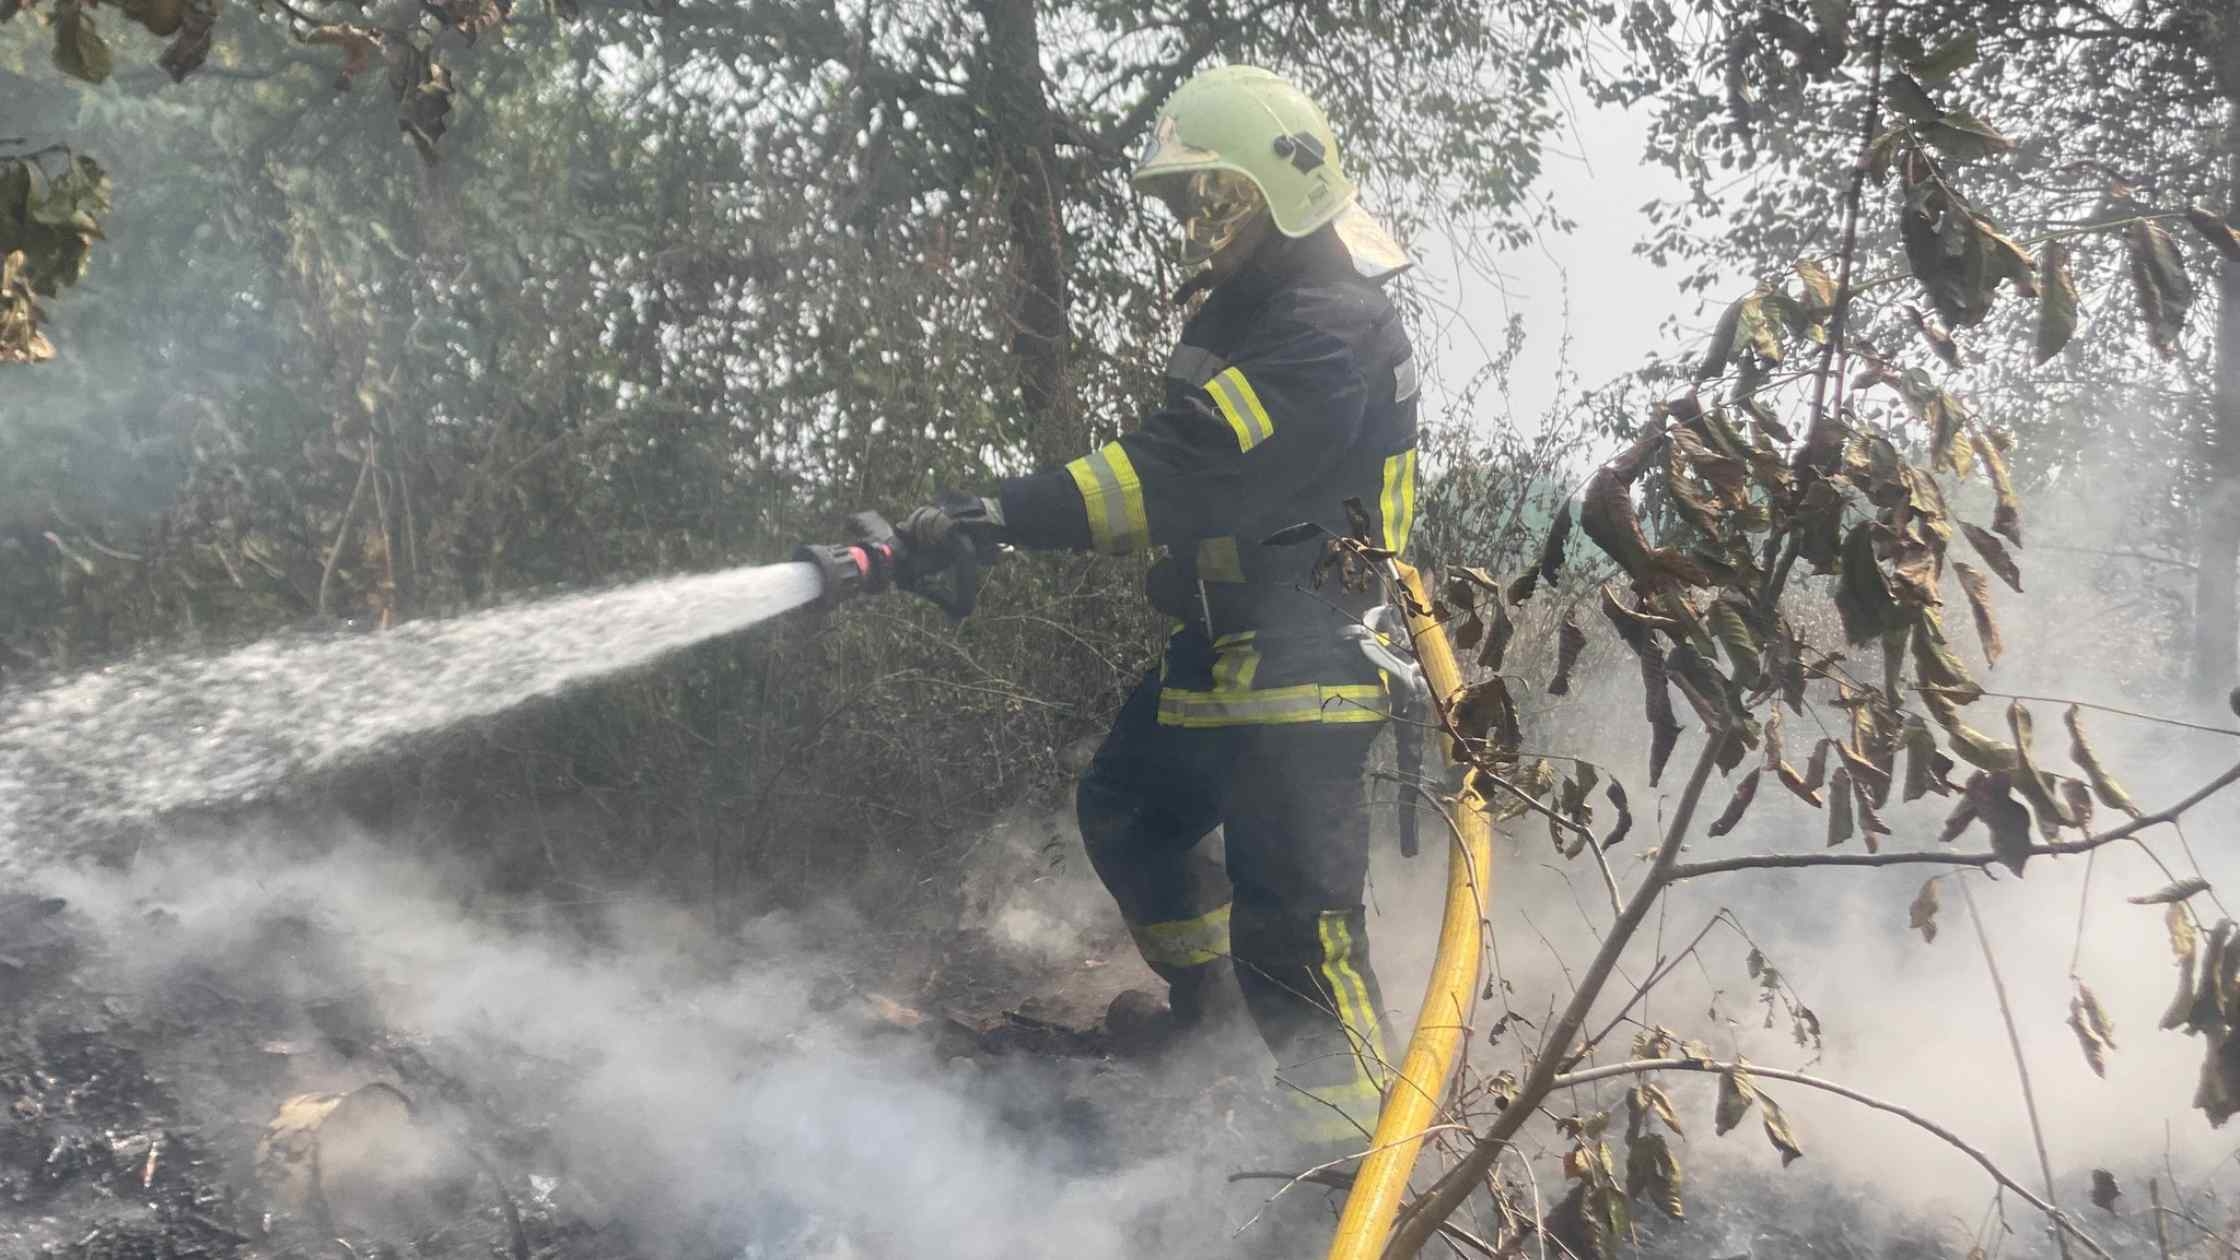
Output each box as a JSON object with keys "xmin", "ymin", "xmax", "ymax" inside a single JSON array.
[{"xmin": 1147, "ymin": 169, "xmax": 1266, "ymax": 267}]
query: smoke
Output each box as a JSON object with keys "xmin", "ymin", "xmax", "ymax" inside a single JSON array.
[{"xmin": 21, "ymin": 818, "xmax": 1315, "ymax": 1260}]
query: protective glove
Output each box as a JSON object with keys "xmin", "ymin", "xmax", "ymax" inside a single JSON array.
[{"xmin": 898, "ymin": 490, "xmax": 1008, "ymax": 560}]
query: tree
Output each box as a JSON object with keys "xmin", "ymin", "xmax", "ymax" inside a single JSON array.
[{"xmin": 1597, "ymin": 0, "xmax": 2240, "ymax": 703}]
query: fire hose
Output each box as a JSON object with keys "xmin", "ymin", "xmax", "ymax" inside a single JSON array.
[
  {"xmin": 797, "ymin": 519, "xmax": 1492, "ymax": 1254},
  {"xmin": 1326, "ymin": 562, "xmax": 1495, "ymax": 1260}
]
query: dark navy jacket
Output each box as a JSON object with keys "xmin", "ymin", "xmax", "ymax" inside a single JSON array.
[{"xmin": 1000, "ymin": 227, "xmax": 1420, "ymax": 728}]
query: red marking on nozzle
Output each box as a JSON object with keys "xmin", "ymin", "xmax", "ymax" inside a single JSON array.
[{"xmin": 848, "ymin": 545, "xmax": 871, "ymax": 576}]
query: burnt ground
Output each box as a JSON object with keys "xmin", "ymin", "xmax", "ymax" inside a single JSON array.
[
  {"xmin": 1, "ymin": 866, "xmax": 2177, "ymax": 1260},
  {"xmin": 0, "ymin": 874, "xmax": 1334, "ymax": 1260}
]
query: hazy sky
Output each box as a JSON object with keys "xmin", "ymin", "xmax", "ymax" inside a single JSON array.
[{"xmin": 1411, "ymin": 100, "xmax": 1727, "ymax": 432}]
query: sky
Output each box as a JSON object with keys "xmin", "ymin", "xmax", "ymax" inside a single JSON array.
[{"xmin": 1411, "ymin": 98, "xmax": 1727, "ymax": 432}]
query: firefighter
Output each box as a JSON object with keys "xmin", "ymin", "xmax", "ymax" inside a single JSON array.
[{"xmin": 898, "ymin": 64, "xmax": 1419, "ymax": 1146}]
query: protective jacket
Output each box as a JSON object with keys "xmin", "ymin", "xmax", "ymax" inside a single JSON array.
[{"xmin": 1000, "ymin": 227, "xmax": 1420, "ymax": 728}]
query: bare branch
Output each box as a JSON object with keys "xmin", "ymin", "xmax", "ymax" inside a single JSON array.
[
  {"xmin": 1668, "ymin": 759, "xmax": 2240, "ymax": 881},
  {"xmin": 1545, "ymin": 1057, "xmax": 2113, "ymax": 1260}
]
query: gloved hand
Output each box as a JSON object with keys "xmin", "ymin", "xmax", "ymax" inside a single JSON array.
[{"xmin": 898, "ymin": 490, "xmax": 1008, "ymax": 560}]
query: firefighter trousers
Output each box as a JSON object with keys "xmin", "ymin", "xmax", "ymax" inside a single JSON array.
[{"xmin": 1078, "ymin": 669, "xmax": 1390, "ymax": 1142}]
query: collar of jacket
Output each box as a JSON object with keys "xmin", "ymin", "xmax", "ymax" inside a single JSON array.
[{"xmin": 1192, "ymin": 224, "xmax": 1359, "ymax": 314}]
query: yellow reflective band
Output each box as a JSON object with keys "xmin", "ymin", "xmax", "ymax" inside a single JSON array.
[
  {"xmin": 1211, "ymin": 641, "xmax": 1261, "ymax": 692},
  {"xmin": 1155, "ymin": 682, "xmax": 1388, "ymax": 728},
  {"xmin": 1206, "ymin": 366, "xmax": 1275, "ymax": 452},
  {"xmin": 1130, "ymin": 903, "xmax": 1233, "ymax": 969},
  {"xmin": 1380, "ymin": 448, "xmax": 1418, "ymax": 555},
  {"xmin": 1063, "ymin": 442, "xmax": 1150, "ymax": 554},
  {"xmin": 1318, "ymin": 911, "xmax": 1390, "ymax": 1088},
  {"xmin": 1195, "ymin": 535, "xmax": 1245, "ymax": 583}
]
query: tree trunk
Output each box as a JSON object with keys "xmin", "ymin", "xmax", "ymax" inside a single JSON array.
[
  {"xmin": 2192, "ymin": 105, "xmax": 2240, "ymax": 704},
  {"xmin": 975, "ymin": 0, "xmax": 1076, "ymax": 464}
]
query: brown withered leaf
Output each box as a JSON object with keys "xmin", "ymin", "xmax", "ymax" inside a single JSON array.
[
  {"xmin": 2036, "ymin": 239, "xmax": 2079, "ymax": 364},
  {"xmin": 2132, "ymin": 878, "xmax": 2212, "ymax": 906},
  {"xmin": 157, "ymin": 0, "xmax": 218, "ymax": 83},
  {"xmin": 1833, "ymin": 738, "xmax": 1894, "ymax": 805},
  {"xmin": 1911, "ymin": 607, "xmax": 1983, "ymax": 705},
  {"xmin": 2169, "ymin": 901, "xmax": 2200, "ymax": 959},
  {"xmin": 2007, "ymin": 701, "xmax": 2077, "ymax": 838},
  {"xmin": 1550, "ymin": 613, "xmax": 1588, "ymax": 696},
  {"xmin": 1851, "ymin": 771, "xmax": 1890, "ymax": 852},
  {"xmin": 1540, "ymin": 501, "xmax": 1575, "ymax": 587},
  {"xmin": 1629, "ymin": 1083, "xmax": 1684, "ymax": 1138},
  {"xmin": 1836, "ymin": 523, "xmax": 1910, "ymax": 644},
  {"xmin": 1925, "ymin": 690, "xmax": 2021, "ymax": 771},
  {"xmin": 1599, "ymin": 778, "xmax": 1634, "ymax": 851},
  {"xmin": 1508, "ymin": 568, "xmax": 1540, "ymax": 607},
  {"xmin": 1959, "ymin": 521, "xmax": 2021, "ymax": 592},
  {"xmin": 1759, "ymin": 1093, "xmax": 1804, "ymax": 1166},
  {"xmin": 1951, "ymin": 560, "xmax": 2003, "ymax": 667},
  {"xmin": 1902, "ymin": 714, "xmax": 1956, "ymax": 801},
  {"xmin": 1938, "ymin": 791, "xmax": 1979, "ymax": 844},
  {"xmin": 1714, "ymin": 1067, "xmax": 1758, "ymax": 1136},
  {"xmin": 1909, "ymin": 879, "xmax": 1941, "ymax": 943},
  {"xmin": 1967, "ymin": 771, "xmax": 2036, "ymax": 874},
  {"xmin": 2069, "ymin": 981, "xmax": 2115, "ymax": 1078},
  {"xmin": 1826, "ymin": 767, "xmax": 1856, "ymax": 847},
  {"xmin": 1709, "ymin": 770, "xmax": 1762, "ymax": 838},
  {"xmin": 1452, "ymin": 609, "xmax": 1484, "ymax": 651},
  {"xmin": 1802, "ymin": 738, "xmax": 1834, "ymax": 795},
  {"xmin": 2163, "ymin": 945, "xmax": 2200, "ymax": 1031},
  {"xmin": 1795, "ymin": 257, "xmax": 1838, "ymax": 314},
  {"xmin": 1708, "ymin": 598, "xmax": 1762, "ymax": 689},
  {"xmin": 1582, "ymin": 434, "xmax": 1680, "ymax": 591},
  {"xmin": 1641, "ymin": 651, "xmax": 1684, "ymax": 786},
  {"xmin": 1481, "ymin": 599, "xmax": 1515, "ymax": 671},
  {"xmin": 2059, "ymin": 776, "xmax": 2096, "ymax": 831},
  {"xmin": 1626, "ymin": 1133, "xmax": 1684, "ymax": 1220},
  {"xmin": 1906, "ymin": 304, "xmax": 1962, "ymax": 368},
  {"xmin": 2127, "ymin": 218, "xmax": 2194, "ymax": 357},
  {"xmin": 1453, "ymin": 678, "xmax": 1522, "ymax": 756},
  {"xmin": 2089, "ymin": 1169, "xmax": 2120, "ymax": 1213},
  {"xmin": 2064, "ymin": 705, "xmax": 2143, "ymax": 818},
  {"xmin": 1969, "ymin": 432, "xmax": 2024, "ymax": 547},
  {"xmin": 2189, "ymin": 206, "xmax": 2240, "ymax": 260}
]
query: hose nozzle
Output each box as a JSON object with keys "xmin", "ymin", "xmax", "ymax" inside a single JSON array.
[{"xmin": 793, "ymin": 512, "xmax": 904, "ymax": 609}]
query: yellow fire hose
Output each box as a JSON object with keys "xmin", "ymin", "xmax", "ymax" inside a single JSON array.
[{"xmin": 1326, "ymin": 563, "xmax": 1495, "ymax": 1260}]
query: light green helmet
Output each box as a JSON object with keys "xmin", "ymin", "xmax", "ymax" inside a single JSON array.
[{"xmin": 1131, "ymin": 64, "xmax": 1410, "ymax": 278}]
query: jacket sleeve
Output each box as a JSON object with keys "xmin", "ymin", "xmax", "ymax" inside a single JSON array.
[{"xmin": 997, "ymin": 314, "xmax": 1367, "ymax": 553}]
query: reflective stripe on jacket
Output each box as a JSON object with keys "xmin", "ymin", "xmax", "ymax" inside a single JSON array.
[{"xmin": 1000, "ymin": 227, "xmax": 1420, "ymax": 727}]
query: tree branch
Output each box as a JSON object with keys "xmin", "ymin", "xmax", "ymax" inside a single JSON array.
[
  {"xmin": 1667, "ymin": 759, "xmax": 2240, "ymax": 881},
  {"xmin": 1545, "ymin": 1057, "xmax": 2113, "ymax": 1260}
]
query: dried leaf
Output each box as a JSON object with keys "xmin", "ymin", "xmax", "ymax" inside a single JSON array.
[
  {"xmin": 1951, "ymin": 560, "xmax": 2003, "ymax": 667},
  {"xmin": 1920, "ymin": 108, "xmax": 2014, "ymax": 161},
  {"xmin": 2036, "ymin": 239, "xmax": 2078, "ymax": 363},
  {"xmin": 1540, "ymin": 501, "xmax": 1575, "ymax": 587},
  {"xmin": 1906, "ymin": 304, "xmax": 1962, "ymax": 368},
  {"xmin": 1938, "ymin": 792, "xmax": 1979, "ymax": 844},
  {"xmin": 1603, "ymin": 779, "xmax": 1634, "ymax": 851},
  {"xmin": 1641, "ymin": 651, "xmax": 1683, "ymax": 786},
  {"xmin": 1909, "ymin": 879, "xmax": 1940, "ymax": 943},
  {"xmin": 1759, "ymin": 1093, "xmax": 1804, "ymax": 1166},
  {"xmin": 1479, "ymin": 597, "xmax": 1516, "ymax": 670},
  {"xmin": 1965, "ymin": 771, "xmax": 2036, "ymax": 874},
  {"xmin": 1794, "ymin": 258, "xmax": 1837, "ymax": 314},
  {"xmin": 1714, "ymin": 1067, "xmax": 1758, "ymax": 1136},
  {"xmin": 2170, "ymin": 902, "xmax": 2200, "ymax": 960},
  {"xmin": 2090, "ymin": 1169, "xmax": 2120, "ymax": 1213},
  {"xmin": 2008, "ymin": 701, "xmax": 2075, "ymax": 838},
  {"xmin": 1826, "ymin": 767, "xmax": 1856, "ymax": 848},
  {"xmin": 2164, "ymin": 944, "xmax": 2201, "ymax": 1031},
  {"xmin": 2069, "ymin": 981, "xmax": 2115, "ymax": 1078},
  {"xmin": 1550, "ymin": 614, "xmax": 1588, "ymax": 696},
  {"xmin": 1912, "ymin": 608, "xmax": 1983, "ymax": 705},
  {"xmin": 1957, "ymin": 521, "xmax": 2021, "ymax": 593},
  {"xmin": 1709, "ymin": 770, "xmax": 1762, "ymax": 838},
  {"xmin": 2065, "ymin": 705, "xmax": 2143, "ymax": 818},
  {"xmin": 1453, "ymin": 678, "xmax": 1522, "ymax": 757},
  {"xmin": 1902, "ymin": 714, "xmax": 1956, "ymax": 801},
  {"xmin": 51, "ymin": 2, "xmax": 113, "ymax": 84},
  {"xmin": 2188, "ymin": 206, "xmax": 2240, "ymax": 261},
  {"xmin": 1508, "ymin": 568, "xmax": 1540, "ymax": 607},
  {"xmin": 1835, "ymin": 523, "xmax": 1909, "ymax": 645},
  {"xmin": 1625, "ymin": 1133, "xmax": 1684, "ymax": 1220},
  {"xmin": 2127, "ymin": 218, "xmax": 2194, "ymax": 357},
  {"xmin": 2132, "ymin": 878, "xmax": 2212, "ymax": 906}
]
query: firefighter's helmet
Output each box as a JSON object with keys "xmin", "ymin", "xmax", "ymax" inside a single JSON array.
[{"xmin": 1131, "ymin": 64, "xmax": 1410, "ymax": 279}]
